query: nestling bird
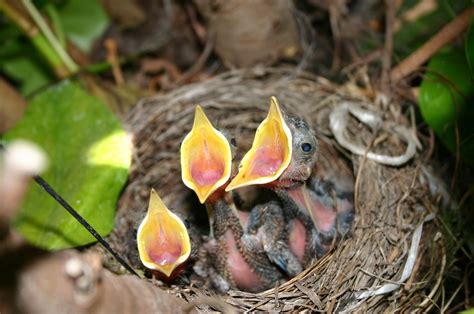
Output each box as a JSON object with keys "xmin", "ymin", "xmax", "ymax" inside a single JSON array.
[
  {"xmin": 227, "ymin": 97, "xmax": 355, "ymax": 266},
  {"xmin": 136, "ymin": 188, "xmax": 191, "ymax": 277},
  {"xmin": 180, "ymin": 105, "xmax": 295, "ymax": 292}
]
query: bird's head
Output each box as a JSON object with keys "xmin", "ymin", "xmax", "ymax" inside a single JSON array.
[
  {"xmin": 277, "ymin": 116, "xmax": 318, "ymax": 188},
  {"xmin": 180, "ymin": 105, "xmax": 233, "ymax": 203},
  {"xmin": 136, "ymin": 189, "xmax": 191, "ymax": 277},
  {"xmin": 225, "ymin": 97, "xmax": 318, "ymax": 192}
]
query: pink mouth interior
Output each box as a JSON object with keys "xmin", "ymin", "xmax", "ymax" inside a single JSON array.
[
  {"xmin": 189, "ymin": 139, "xmax": 225, "ymax": 186},
  {"xmin": 190, "ymin": 162, "xmax": 224, "ymax": 186},
  {"xmin": 247, "ymin": 144, "xmax": 284, "ymax": 178},
  {"xmin": 147, "ymin": 227, "xmax": 183, "ymax": 266}
]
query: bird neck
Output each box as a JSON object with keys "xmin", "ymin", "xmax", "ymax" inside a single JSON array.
[
  {"xmin": 266, "ymin": 178, "xmax": 305, "ymax": 190},
  {"xmin": 210, "ymin": 196, "xmax": 244, "ymax": 239}
]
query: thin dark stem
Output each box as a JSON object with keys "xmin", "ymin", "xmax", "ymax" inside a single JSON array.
[{"xmin": 33, "ymin": 175, "xmax": 140, "ymax": 277}]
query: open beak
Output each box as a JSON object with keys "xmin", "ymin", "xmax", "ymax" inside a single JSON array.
[
  {"xmin": 225, "ymin": 97, "xmax": 292, "ymax": 191},
  {"xmin": 137, "ymin": 189, "xmax": 191, "ymax": 277},
  {"xmin": 180, "ymin": 105, "xmax": 232, "ymax": 203}
]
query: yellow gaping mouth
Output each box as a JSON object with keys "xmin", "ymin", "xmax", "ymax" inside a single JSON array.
[
  {"xmin": 225, "ymin": 97, "xmax": 292, "ymax": 191},
  {"xmin": 180, "ymin": 105, "xmax": 232, "ymax": 203},
  {"xmin": 136, "ymin": 189, "xmax": 191, "ymax": 277}
]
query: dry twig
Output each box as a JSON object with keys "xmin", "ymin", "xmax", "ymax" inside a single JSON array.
[
  {"xmin": 390, "ymin": 7, "xmax": 474, "ymax": 82},
  {"xmin": 380, "ymin": 0, "xmax": 396, "ymax": 94}
]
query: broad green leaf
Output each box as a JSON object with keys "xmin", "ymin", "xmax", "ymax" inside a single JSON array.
[
  {"xmin": 58, "ymin": 0, "xmax": 109, "ymax": 52},
  {"xmin": 5, "ymin": 80, "xmax": 131, "ymax": 249},
  {"xmin": 419, "ymin": 47, "xmax": 474, "ymax": 167},
  {"xmin": 466, "ymin": 16, "xmax": 474, "ymax": 80}
]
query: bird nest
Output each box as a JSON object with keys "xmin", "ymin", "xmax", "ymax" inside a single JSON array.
[{"xmin": 112, "ymin": 67, "xmax": 445, "ymax": 312}]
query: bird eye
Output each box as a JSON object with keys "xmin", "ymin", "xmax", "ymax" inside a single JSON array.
[
  {"xmin": 230, "ymin": 138, "xmax": 237, "ymax": 147},
  {"xmin": 301, "ymin": 143, "xmax": 312, "ymax": 153}
]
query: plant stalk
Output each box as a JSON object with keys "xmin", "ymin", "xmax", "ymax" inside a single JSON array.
[
  {"xmin": 0, "ymin": 0, "xmax": 69, "ymax": 77},
  {"xmin": 21, "ymin": 0, "xmax": 78, "ymax": 74}
]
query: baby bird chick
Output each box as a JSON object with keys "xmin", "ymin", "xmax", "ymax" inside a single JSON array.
[
  {"xmin": 181, "ymin": 105, "xmax": 288, "ymax": 292},
  {"xmin": 227, "ymin": 97, "xmax": 355, "ymax": 266}
]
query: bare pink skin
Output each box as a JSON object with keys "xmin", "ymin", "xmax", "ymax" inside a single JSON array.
[
  {"xmin": 207, "ymin": 189, "xmax": 267, "ymax": 292},
  {"xmin": 287, "ymin": 187, "xmax": 336, "ymax": 234},
  {"xmin": 237, "ymin": 210, "xmax": 250, "ymax": 226},
  {"xmin": 224, "ymin": 230, "xmax": 265, "ymax": 292},
  {"xmin": 288, "ymin": 219, "xmax": 306, "ymax": 263}
]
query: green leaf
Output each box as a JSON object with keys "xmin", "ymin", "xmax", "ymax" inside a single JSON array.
[
  {"xmin": 58, "ymin": 0, "xmax": 109, "ymax": 52},
  {"xmin": 5, "ymin": 80, "xmax": 131, "ymax": 249},
  {"xmin": 419, "ymin": 47, "xmax": 474, "ymax": 167},
  {"xmin": 466, "ymin": 16, "xmax": 474, "ymax": 80}
]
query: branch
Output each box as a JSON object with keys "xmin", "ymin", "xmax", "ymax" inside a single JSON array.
[
  {"xmin": 390, "ymin": 7, "xmax": 474, "ymax": 82},
  {"xmin": 380, "ymin": 0, "xmax": 396, "ymax": 93}
]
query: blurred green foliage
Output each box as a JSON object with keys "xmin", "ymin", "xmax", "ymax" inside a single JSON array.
[
  {"xmin": 0, "ymin": 0, "xmax": 108, "ymax": 95},
  {"xmin": 57, "ymin": 0, "xmax": 108, "ymax": 52},
  {"xmin": 466, "ymin": 17, "xmax": 474, "ymax": 80},
  {"xmin": 353, "ymin": 0, "xmax": 472, "ymax": 67},
  {"xmin": 394, "ymin": 0, "xmax": 471, "ymax": 60},
  {"xmin": 4, "ymin": 80, "xmax": 131, "ymax": 250},
  {"xmin": 419, "ymin": 17, "xmax": 474, "ymax": 168},
  {"xmin": 0, "ymin": 22, "xmax": 54, "ymax": 95}
]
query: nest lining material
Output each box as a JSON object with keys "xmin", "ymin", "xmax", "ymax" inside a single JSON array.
[{"xmin": 113, "ymin": 67, "xmax": 444, "ymax": 312}]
